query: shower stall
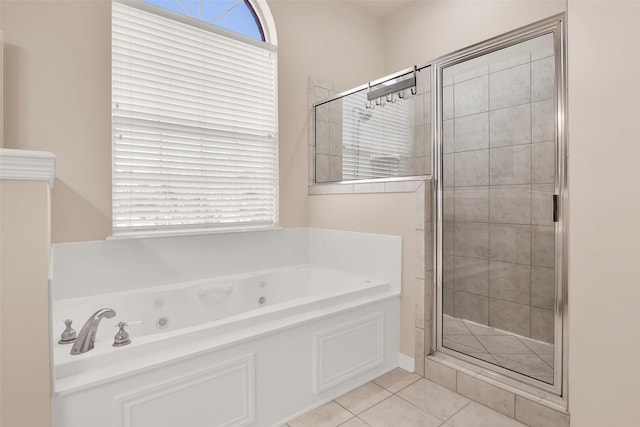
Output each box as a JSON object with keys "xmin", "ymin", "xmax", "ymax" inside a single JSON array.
[
  {"xmin": 436, "ymin": 22, "xmax": 566, "ymax": 393},
  {"xmin": 313, "ymin": 14, "xmax": 567, "ymax": 404}
]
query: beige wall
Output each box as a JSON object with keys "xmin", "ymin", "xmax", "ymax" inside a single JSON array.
[
  {"xmin": 1, "ymin": 0, "xmax": 112, "ymax": 243},
  {"xmin": 567, "ymin": 1, "xmax": 640, "ymax": 425},
  {"xmin": 382, "ymin": 0, "xmax": 566, "ymax": 74},
  {"xmin": 0, "ymin": 0, "xmax": 3, "ymax": 150},
  {"xmin": 268, "ymin": 0, "xmax": 386, "ymax": 228},
  {"xmin": 0, "ymin": 180, "xmax": 51, "ymax": 427},
  {"xmin": 381, "ymin": 0, "xmax": 566, "ymax": 73}
]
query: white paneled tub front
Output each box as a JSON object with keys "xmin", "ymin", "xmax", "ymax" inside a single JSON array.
[{"xmin": 50, "ymin": 228, "xmax": 401, "ymax": 427}]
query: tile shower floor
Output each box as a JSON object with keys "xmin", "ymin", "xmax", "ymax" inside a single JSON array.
[
  {"xmin": 442, "ymin": 314, "xmax": 554, "ymax": 383},
  {"xmin": 286, "ymin": 368, "xmax": 527, "ymax": 427}
]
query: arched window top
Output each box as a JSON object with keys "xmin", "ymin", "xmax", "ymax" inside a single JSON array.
[{"xmin": 142, "ymin": 0, "xmax": 265, "ymax": 42}]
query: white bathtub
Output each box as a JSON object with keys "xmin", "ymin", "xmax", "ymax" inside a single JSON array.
[
  {"xmin": 53, "ymin": 264, "xmax": 391, "ymax": 385},
  {"xmin": 54, "ymin": 264, "xmax": 387, "ymax": 341},
  {"xmin": 51, "ymin": 228, "xmax": 401, "ymax": 427}
]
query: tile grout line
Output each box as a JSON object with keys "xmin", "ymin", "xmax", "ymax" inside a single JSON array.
[
  {"xmin": 416, "ymin": 182, "xmax": 425, "ymax": 372},
  {"xmin": 451, "ymin": 77, "xmax": 456, "ymax": 321},
  {"xmin": 438, "ymin": 177, "xmax": 554, "ymax": 188},
  {"xmin": 487, "ymin": 65, "xmax": 492, "ymax": 332},
  {"xmin": 517, "ymin": 335, "xmax": 555, "ymax": 371},
  {"xmin": 393, "ymin": 386, "xmax": 457, "ymax": 424},
  {"xmin": 332, "ymin": 398, "xmax": 354, "ymax": 416},
  {"xmin": 357, "ymin": 392, "xmax": 398, "ymax": 422},
  {"xmin": 445, "ymin": 140, "xmax": 555, "ymax": 157},
  {"xmin": 372, "ymin": 373, "xmax": 420, "ymax": 395},
  {"xmin": 529, "ymin": 54, "xmax": 534, "ymax": 341},
  {"xmin": 335, "ymin": 413, "xmax": 372, "ymax": 427},
  {"xmin": 450, "ymin": 288, "xmax": 540, "ymax": 308},
  {"xmin": 392, "ymin": 376, "xmax": 422, "ymax": 395},
  {"xmin": 352, "ymin": 416, "xmax": 372, "ymax": 427},
  {"xmin": 441, "ymin": 400, "xmax": 473, "ymax": 425},
  {"xmin": 455, "ymin": 359, "xmax": 459, "ymax": 391},
  {"xmin": 334, "ymin": 384, "xmax": 396, "ymax": 418},
  {"xmin": 467, "ymin": 320, "xmax": 495, "ymax": 360}
]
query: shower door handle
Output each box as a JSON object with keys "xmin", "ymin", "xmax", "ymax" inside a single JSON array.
[{"xmin": 553, "ymin": 194, "xmax": 559, "ymax": 222}]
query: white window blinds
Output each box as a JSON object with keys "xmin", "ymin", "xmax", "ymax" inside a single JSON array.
[{"xmin": 112, "ymin": 2, "xmax": 277, "ymax": 235}]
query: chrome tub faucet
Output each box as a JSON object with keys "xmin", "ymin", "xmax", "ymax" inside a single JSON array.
[{"xmin": 70, "ymin": 308, "xmax": 116, "ymax": 355}]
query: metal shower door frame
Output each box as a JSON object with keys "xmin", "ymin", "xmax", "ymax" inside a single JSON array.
[{"xmin": 430, "ymin": 14, "xmax": 568, "ymax": 403}]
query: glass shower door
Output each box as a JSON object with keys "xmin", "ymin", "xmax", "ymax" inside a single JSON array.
[{"xmin": 438, "ymin": 31, "xmax": 562, "ymax": 387}]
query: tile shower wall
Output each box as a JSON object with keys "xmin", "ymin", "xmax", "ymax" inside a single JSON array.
[
  {"xmin": 442, "ymin": 47, "xmax": 556, "ymax": 343},
  {"xmin": 315, "ymin": 86, "xmax": 344, "ymax": 182}
]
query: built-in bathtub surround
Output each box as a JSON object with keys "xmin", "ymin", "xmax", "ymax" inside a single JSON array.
[
  {"xmin": 50, "ymin": 228, "xmax": 401, "ymax": 427},
  {"xmin": 442, "ymin": 33, "xmax": 556, "ymax": 345}
]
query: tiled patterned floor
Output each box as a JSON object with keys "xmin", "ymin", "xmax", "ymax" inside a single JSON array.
[
  {"xmin": 285, "ymin": 368, "xmax": 527, "ymax": 427},
  {"xmin": 443, "ymin": 314, "xmax": 554, "ymax": 383}
]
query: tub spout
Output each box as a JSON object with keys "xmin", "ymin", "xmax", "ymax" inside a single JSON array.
[{"xmin": 70, "ymin": 308, "xmax": 116, "ymax": 355}]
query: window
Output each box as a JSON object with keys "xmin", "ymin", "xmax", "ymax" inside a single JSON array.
[
  {"xmin": 141, "ymin": 0, "xmax": 265, "ymax": 41},
  {"xmin": 112, "ymin": 0, "xmax": 277, "ymax": 236}
]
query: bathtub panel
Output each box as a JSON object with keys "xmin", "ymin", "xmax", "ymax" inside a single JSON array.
[
  {"xmin": 52, "ymin": 298, "xmax": 400, "ymax": 427},
  {"xmin": 116, "ymin": 354, "xmax": 254, "ymax": 427},
  {"xmin": 314, "ymin": 313, "xmax": 384, "ymax": 393}
]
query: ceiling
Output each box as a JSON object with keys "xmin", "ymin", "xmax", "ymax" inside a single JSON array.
[{"xmin": 345, "ymin": 0, "xmax": 417, "ymax": 19}]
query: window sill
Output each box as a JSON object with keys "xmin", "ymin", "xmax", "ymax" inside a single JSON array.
[
  {"xmin": 308, "ymin": 175, "xmax": 432, "ymax": 195},
  {"xmin": 108, "ymin": 224, "xmax": 281, "ymax": 241}
]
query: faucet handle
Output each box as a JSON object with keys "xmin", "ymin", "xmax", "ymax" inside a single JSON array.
[
  {"xmin": 113, "ymin": 321, "xmax": 143, "ymax": 347},
  {"xmin": 59, "ymin": 319, "xmax": 77, "ymax": 344},
  {"xmin": 118, "ymin": 320, "xmax": 143, "ymax": 327}
]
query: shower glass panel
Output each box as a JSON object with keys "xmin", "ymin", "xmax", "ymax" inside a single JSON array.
[
  {"xmin": 314, "ymin": 68, "xmax": 431, "ymax": 182},
  {"xmin": 440, "ymin": 33, "xmax": 557, "ymax": 385}
]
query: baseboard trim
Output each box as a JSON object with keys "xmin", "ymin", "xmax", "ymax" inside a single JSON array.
[{"xmin": 398, "ymin": 353, "xmax": 414, "ymax": 372}]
